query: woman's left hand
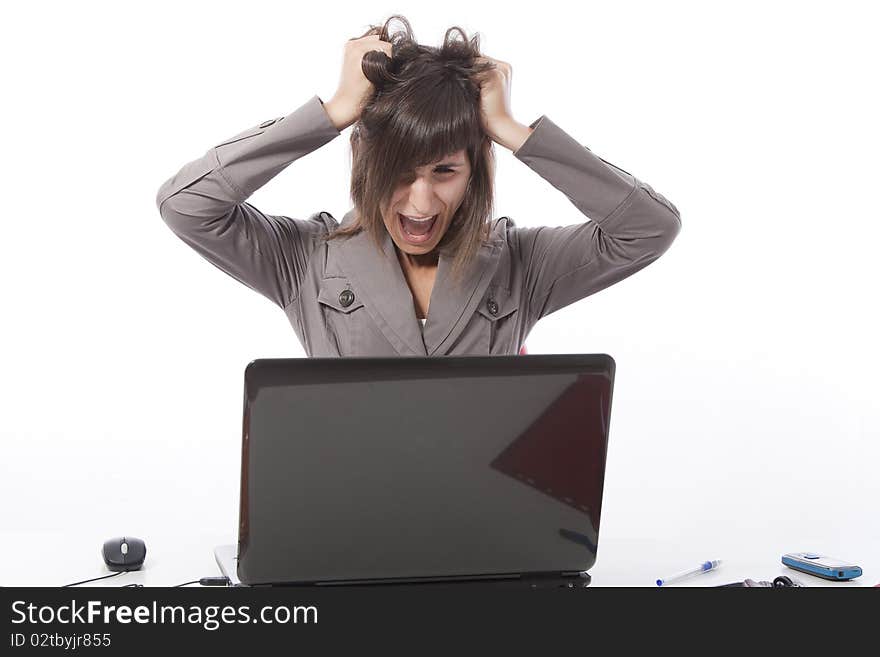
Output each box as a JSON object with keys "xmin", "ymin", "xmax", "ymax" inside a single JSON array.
[{"xmin": 476, "ymin": 56, "xmax": 533, "ymax": 152}]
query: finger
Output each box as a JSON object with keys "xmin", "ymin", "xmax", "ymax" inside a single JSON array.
[
  {"xmin": 367, "ymin": 44, "xmax": 392, "ymax": 58},
  {"xmin": 350, "ymin": 34, "xmax": 380, "ymax": 44},
  {"xmin": 367, "ymin": 43, "xmax": 392, "ymax": 58},
  {"xmin": 359, "ymin": 39, "xmax": 391, "ymax": 53}
]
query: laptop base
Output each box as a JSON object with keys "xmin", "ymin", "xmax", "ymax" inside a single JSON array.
[{"xmin": 214, "ymin": 545, "xmax": 591, "ymax": 589}]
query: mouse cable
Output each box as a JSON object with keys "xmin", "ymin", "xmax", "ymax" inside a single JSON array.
[
  {"xmin": 174, "ymin": 576, "xmax": 231, "ymax": 587},
  {"xmin": 62, "ymin": 571, "xmax": 126, "ymax": 587}
]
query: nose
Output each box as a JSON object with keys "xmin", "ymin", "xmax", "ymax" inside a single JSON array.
[{"xmin": 406, "ymin": 177, "xmax": 436, "ymax": 215}]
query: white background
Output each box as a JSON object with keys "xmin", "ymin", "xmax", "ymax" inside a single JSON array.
[{"xmin": 2, "ymin": 1, "xmax": 877, "ymax": 587}]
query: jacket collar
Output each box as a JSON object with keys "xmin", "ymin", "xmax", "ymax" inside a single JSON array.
[{"xmin": 333, "ymin": 209, "xmax": 505, "ymax": 356}]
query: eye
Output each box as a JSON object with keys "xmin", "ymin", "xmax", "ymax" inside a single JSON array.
[{"xmin": 434, "ymin": 167, "xmax": 455, "ymax": 175}]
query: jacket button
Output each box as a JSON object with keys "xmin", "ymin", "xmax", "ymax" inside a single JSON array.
[
  {"xmin": 339, "ymin": 289, "xmax": 355, "ymax": 308},
  {"xmin": 259, "ymin": 119, "xmax": 276, "ymax": 128},
  {"xmin": 487, "ymin": 299, "xmax": 499, "ymax": 316}
]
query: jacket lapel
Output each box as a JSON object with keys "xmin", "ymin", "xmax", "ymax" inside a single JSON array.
[
  {"xmin": 422, "ymin": 235, "xmax": 504, "ymax": 355},
  {"xmin": 334, "ymin": 209, "xmax": 427, "ymax": 356},
  {"xmin": 334, "ymin": 209, "xmax": 505, "ymax": 357}
]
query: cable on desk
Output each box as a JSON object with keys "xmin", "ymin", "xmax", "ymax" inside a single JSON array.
[
  {"xmin": 174, "ymin": 576, "xmax": 231, "ymax": 587},
  {"xmin": 62, "ymin": 572, "xmax": 126, "ymax": 587}
]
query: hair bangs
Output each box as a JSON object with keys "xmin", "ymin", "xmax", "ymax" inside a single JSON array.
[{"xmin": 369, "ymin": 81, "xmax": 483, "ymax": 196}]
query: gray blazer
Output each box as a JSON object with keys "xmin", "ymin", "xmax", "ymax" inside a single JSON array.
[{"xmin": 155, "ymin": 95, "xmax": 680, "ymax": 357}]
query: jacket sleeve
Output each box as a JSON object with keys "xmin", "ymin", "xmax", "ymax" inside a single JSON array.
[
  {"xmin": 511, "ymin": 115, "xmax": 681, "ymax": 323},
  {"xmin": 155, "ymin": 95, "xmax": 341, "ymax": 310}
]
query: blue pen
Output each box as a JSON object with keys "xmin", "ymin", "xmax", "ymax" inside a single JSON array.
[{"xmin": 656, "ymin": 560, "xmax": 722, "ymax": 586}]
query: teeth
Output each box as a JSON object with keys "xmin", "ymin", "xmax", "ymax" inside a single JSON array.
[{"xmin": 401, "ymin": 214, "xmax": 436, "ymax": 223}]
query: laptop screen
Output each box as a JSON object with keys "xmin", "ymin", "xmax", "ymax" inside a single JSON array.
[{"xmin": 238, "ymin": 354, "xmax": 614, "ymax": 586}]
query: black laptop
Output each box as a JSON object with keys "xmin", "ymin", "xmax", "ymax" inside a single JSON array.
[{"xmin": 215, "ymin": 354, "xmax": 615, "ymax": 588}]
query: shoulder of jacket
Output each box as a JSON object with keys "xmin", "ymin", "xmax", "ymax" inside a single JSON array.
[
  {"xmin": 491, "ymin": 215, "xmax": 517, "ymax": 241},
  {"xmin": 314, "ymin": 210, "xmax": 340, "ymax": 234}
]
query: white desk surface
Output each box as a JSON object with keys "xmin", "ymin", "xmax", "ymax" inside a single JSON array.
[{"xmin": 2, "ymin": 531, "xmax": 876, "ymax": 588}]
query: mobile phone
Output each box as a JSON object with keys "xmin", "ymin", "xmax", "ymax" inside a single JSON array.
[{"xmin": 781, "ymin": 552, "xmax": 862, "ymax": 581}]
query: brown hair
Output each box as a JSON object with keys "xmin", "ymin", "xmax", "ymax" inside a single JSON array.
[{"xmin": 320, "ymin": 15, "xmax": 497, "ymax": 289}]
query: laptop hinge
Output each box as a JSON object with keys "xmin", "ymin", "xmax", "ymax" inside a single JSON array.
[
  {"xmin": 517, "ymin": 571, "xmax": 591, "ymax": 588},
  {"xmin": 284, "ymin": 570, "xmax": 593, "ymax": 588}
]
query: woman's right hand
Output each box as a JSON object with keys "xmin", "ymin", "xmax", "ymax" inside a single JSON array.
[{"xmin": 323, "ymin": 35, "xmax": 393, "ymax": 131}]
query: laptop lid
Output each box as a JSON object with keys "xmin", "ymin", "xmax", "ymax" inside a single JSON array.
[{"xmin": 237, "ymin": 354, "xmax": 615, "ymax": 586}]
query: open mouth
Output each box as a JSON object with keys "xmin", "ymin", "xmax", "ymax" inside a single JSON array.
[{"xmin": 398, "ymin": 213, "xmax": 438, "ymax": 244}]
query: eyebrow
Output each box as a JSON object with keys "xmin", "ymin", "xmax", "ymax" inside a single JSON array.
[{"xmin": 408, "ymin": 159, "xmax": 466, "ymax": 175}]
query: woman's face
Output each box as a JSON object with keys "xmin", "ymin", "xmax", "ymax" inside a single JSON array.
[{"xmin": 381, "ymin": 149, "xmax": 472, "ymax": 257}]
